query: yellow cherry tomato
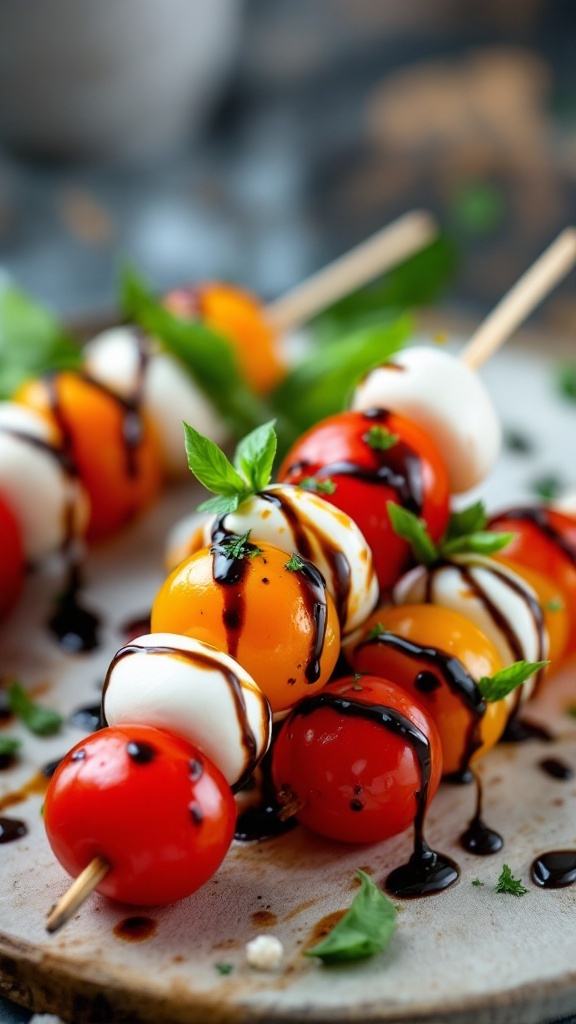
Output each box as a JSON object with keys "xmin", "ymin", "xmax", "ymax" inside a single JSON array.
[
  {"xmin": 165, "ymin": 282, "xmax": 284, "ymax": 395},
  {"xmin": 151, "ymin": 541, "xmax": 340, "ymax": 713},
  {"xmin": 347, "ymin": 604, "xmax": 506, "ymax": 777},
  {"xmin": 16, "ymin": 372, "xmax": 163, "ymax": 542}
]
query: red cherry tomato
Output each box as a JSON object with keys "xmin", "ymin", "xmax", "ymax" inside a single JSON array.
[
  {"xmin": 272, "ymin": 675, "xmax": 443, "ymax": 844},
  {"xmin": 278, "ymin": 410, "xmax": 450, "ymax": 591},
  {"xmin": 0, "ymin": 492, "xmax": 24, "ymax": 621},
  {"xmin": 44, "ymin": 725, "xmax": 236, "ymax": 906},
  {"xmin": 490, "ymin": 507, "xmax": 576, "ymax": 656}
]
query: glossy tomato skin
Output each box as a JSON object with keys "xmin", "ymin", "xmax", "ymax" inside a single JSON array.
[
  {"xmin": 44, "ymin": 725, "xmax": 235, "ymax": 906},
  {"xmin": 347, "ymin": 605, "xmax": 506, "ymax": 776},
  {"xmin": 490, "ymin": 508, "xmax": 576, "ymax": 656},
  {"xmin": 151, "ymin": 541, "xmax": 340, "ymax": 714},
  {"xmin": 0, "ymin": 492, "xmax": 24, "ymax": 621},
  {"xmin": 278, "ymin": 410, "xmax": 450, "ymax": 592},
  {"xmin": 272, "ymin": 676, "xmax": 442, "ymax": 844},
  {"xmin": 16, "ymin": 372, "xmax": 163, "ymax": 542}
]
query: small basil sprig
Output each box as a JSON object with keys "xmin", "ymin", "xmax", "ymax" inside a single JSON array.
[
  {"xmin": 0, "ymin": 284, "xmax": 82, "ymax": 399},
  {"xmin": 477, "ymin": 661, "xmax": 549, "ymax": 702},
  {"xmin": 387, "ymin": 500, "xmax": 516, "ymax": 565},
  {"xmin": 184, "ymin": 420, "xmax": 277, "ymax": 516},
  {"xmin": 8, "ymin": 681, "xmax": 62, "ymax": 737},
  {"xmin": 305, "ymin": 871, "xmax": 396, "ymax": 963}
]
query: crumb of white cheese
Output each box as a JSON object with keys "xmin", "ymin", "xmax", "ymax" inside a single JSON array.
[{"xmin": 245, "ymin": 934, "xmax": 284, "ymax": 970}]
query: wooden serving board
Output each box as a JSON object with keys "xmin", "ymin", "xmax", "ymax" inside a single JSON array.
[{"xmin": 2, "ymin": 339, "xmax": 576, "ymax": 1024}]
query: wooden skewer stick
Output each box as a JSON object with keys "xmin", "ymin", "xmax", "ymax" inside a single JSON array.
[
  {"xmin": 265, "ymin": 210, "xmax": 438, "ymax": 334},
  {"xmin": 461, "ymin": 227, "xmax": 576, "ymax": 371},
  {"xmin": 46, "ymin": 856, "xmax": 110, "ymax": 934}
]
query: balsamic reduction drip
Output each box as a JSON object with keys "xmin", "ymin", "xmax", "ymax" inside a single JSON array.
[
  {"xmin": 358, "ymin": 631, "xmax": 485, "ymax": 772},
  {"xmin": 41, "ymin": 758, "xmax": 63, "ymax": 778},
  {"xmin": 101, "ymin": 643, "xmax": 261, "ymax": 793},
  {"xmin": 288, "ymin": 692, "xmax": 459, "ymax": 898},
  {"xmin": 258, "ymin": 490, "xmax": 352, "ymax": 628},
  {"xmin": 48, "ymin": 564, "xmax": 101, "ymax": 653},
  {"xmin": 69, "ymin": 702, "xmax": 102, "ymax": 732},
  {"xmin": 501, "ymin": 717, "xmax": 553, "ymax": 744},
  {"xmin": 459, "ymin": 774, "xmax": 503, "ymax": 855},
  {"xmin": 539, "ymin": 757, "xmax": 574, "ymax": 781},
  {"xmin": 0, "ymin": 753, "xmax": 17, "ymax": 771},
  {"xmin": 234, "ymin": 741, "xmax": 297, "ymax": 842},
  {"xmin": 0, "ymin": 816, "xmax": 27, "ymax": 844},
  {"xmin": 414, "ymin": 671, "xmax": 441, "ymax": 694},
  {"xmin": 292, "ymin": 558, "xmax": 329, "ymax": 684},
  {"xmin": 126, "ymin": 741, "xmax": 156, "ymax": 764},
  {"xmin": 284, "ymin": 409, "xmax": 424, "ymax": 517},
  {"xmin": 531, "ymin": 851, "xmax": 576, "ymax": 889},
  {"xmin": 113, "ymin": 916, "xmax": 157, "ymax": 942}
]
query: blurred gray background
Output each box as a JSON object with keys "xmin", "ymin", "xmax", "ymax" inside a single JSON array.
[{"xmin": 0, "ymin": 0, "xmax": 575, "ymax": 327}]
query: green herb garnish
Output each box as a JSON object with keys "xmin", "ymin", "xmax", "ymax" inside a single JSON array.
[
  {"xmin": 299, "ymin": 477, "xmax": 337, "ymax": 496},
  {"xmin": 442, "ymin": 531, "xmax": 516, "ymax": 559},
  {"xmin": 285, "ymin": 553, "xmax": 306, "ymax": 572},
  {"xmin": 477, "ymin": 661, "xmax": 549, "ymax": 703},
  {"xmin": 8, "ymin": 682, "xmax": 62, "ymax": 737},
  {"xmin": 471, "ymin": 878, "xmax": 485, "ymax": 887},
  {"xmin": 215, "ymin": 963, "xmax": 234, "ymax": 975},
  {"xmin": 0, "ymin": 284, "xmax": 82, "ymax": 399},
  {"xmin": 386, "ymin": 504, "xmax": 438, "ymax": 567},
  {"xmin": 558, "ymin": 362, "xmax": 576, "ymax": 402},
  {"xmin": 362, "ymin": 425, "xmax": 399, "ymax": 451},
  {"xmin": 493, "ymin": 865, "xmax": 528, "ymax": 897},
  {"xmin": 305, "ymin": 871, "xmax": 396, "ymax": 963},
  {"xmin": 546, "ymin": 597, "xmax": 564, "ymax": 613},
  {"xmin": 445, "ymin": 501, "xmax": 488, "ymax": 541},
  {"xmin": 184, "ymin": 420, "xmax": 277, "ymax": 516},
  {"xmin": 0, "ymin": 736, "xmax": 21, "ymax": 759},
  {"xmin": 529, "ymin": 474, "xmax": 565, "ymax": 502},
  {"xmin": 364, "ymin": 623, "xmax": 386, "ymax": 643},
  {"xmin": 219, "ymin": 530, "xmax": 263, "ymax": 561}
]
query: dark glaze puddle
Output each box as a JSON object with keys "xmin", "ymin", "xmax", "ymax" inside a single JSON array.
[
  {"xmin": 539, "ymin": 758, "xmax": 574, "ymax": 781},
  {"xmin": 69, "ymin": 703, "xmax": 103, "ymax": 733},
  {"xmin": 113, "ymin": 916, "xmax": 157, "ymax": 942},
  {"xmin": 0, "ymin": 817, "xmax": 27, "ymax": 843},
  {"xmin": 531, "ymin": 851, "xmax": 576, "ymax": 888},
  {"xmin": 459, "ymin": 774, "xmax": 503, "ymax": 856}
]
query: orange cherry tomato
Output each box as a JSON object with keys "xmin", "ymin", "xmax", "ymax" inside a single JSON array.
[
  {"xmin": 15, "ymin": 372, "xmax": 163, "ymax": 542},
  {"xmin": 278, "ymin": 410, "xmax": 450, "ymax": 592},
  {"xmin": 490, "ymin": 508, "xmax": 576, "ymax": 656},
  {"xmin": 0, "ymin": 492, "xmax": 24, "ymax": 621},
  {"xmin": 495, "ymin": 557, "xmax": 569, "ymax": 670},
  {"xmin": 151, "ymin": 539, "xmax": 340, "ymax": 713},
  {"xmin": 347, "ymin": 605, "xmax": 506, "ymax": 777},
  {"xmin": 164, "ymin": 282, "xmax": 284, "ymax": 395},
  {"xmin": 272, "ymin": 675, "xmax": 443, "ymax": 844}
]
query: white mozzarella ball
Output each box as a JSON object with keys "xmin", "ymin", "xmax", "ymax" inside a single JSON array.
[
  {"xmin": 351, "ymin": 345, "xmax": 501, "ymax": 493},
  {"xmin": 84, "ymin": 326, "xmax": 227, "ymax": 477},
  {"xmin": 393, "ymin": 555, "xmax": 547, "ymax": 702},
  {"xmin": 165, "ymin": 484, "xmax": 379, "ymax": 635},
  {"xmin": 245, "ymin": 935, "xmax": 284, "ymax": 970},
  {"xmin": 0, "ymin": 403, "xmax": 89, "ymax": 563},
  {"xmin": 102, "ymin": 632, "xmax": 271, "ymax": 789}
]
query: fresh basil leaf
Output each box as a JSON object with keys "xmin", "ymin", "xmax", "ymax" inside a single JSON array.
[
  {"xmin": 445, "ymin": 501, "xmax": 487, "ymax": 541},
  {"xmin": 477, "ymin": 660, "xmax": 549, "ymax": 703},
  {"xmin": 442, "ymin": 531, "xmax": 515, "ymax": 558},
  {"xmin": 121, "ymin": 266, "xmax": 272, "ymax": 438},
  {"xmin": 197, "ymin": 494, "xmax": 241, "ymax": 516},
  {"xmin": 0, "ymin": 736, "xmax": 21, "ymax": 758},
  {"xmin": 312, "ymin": 236, "xmax": 456, "ymax": 339},
  {"xmin": 387, "ymin": 503, "xmax": 438, "ymax": 567},
  {"xmin": 305, "ymin": 871, "xmax": 396, "ymax": 963},
  {"xmin": 270, "ymin": 317, "xmax": 411, "ymax": 449},
  {"xmin": 233, "ymin": 420, "xmax": 277, "ymax": 492},
  {"xmin": 8, "ymin": 681, "xmax": 62, "ymax": 737},
  {"xmin": 0, "ymin": 285, "xmax": 82, "ymax": 399},
  {"xmin": 184, "ymin": 422, "xmax": 247, "ymax": 498}
]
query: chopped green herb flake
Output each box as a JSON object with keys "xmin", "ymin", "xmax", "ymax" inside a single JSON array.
[
  {"xmin": 471, "ymin": 878, "xmax": 485, "ymax": 887},
  {"xmin": 493, "ymin": 864, "xmax": 528, "ymax": 897},
  {"xmin": 285, "ymin": 553, "xmax": 306, "ymax": 572},
  {"xmin": 215, "ymin": 963, "xmax": 234, "ymax": 975},
  {"xmin": 546, "ymin": 597, "xmax": 564, "ymax": 613},
  {"xmin": 0, "ymin": 736, "xmax": 21, "ymax": 758},
  {"xmin": 558, "ymin": 362, "xmax": 576, "ymax": 403},
  {"xmin": 299, "ymin": 477, "xmax": 337, "ymax": 496},
  {"xmin": 529, "ymin": 474, "xmax": 565, "ymax": 502},
  {"xmin": 305, "ymin": 870, "xmax": 396, "ymax": 963},
  {"xmin": 7, "ymin": 682, "xmax": 62, "ymax": 737},
  {"xmin": 362, "ymin": 425, "xmax": 399, "ymax": 451},
  {"xmin": 220, "ymin": 531, "xmax": 263, "ymax": 561},
  {"xmin": 365, "ymin": 623, "xmax": 386, "ymax": 643}
]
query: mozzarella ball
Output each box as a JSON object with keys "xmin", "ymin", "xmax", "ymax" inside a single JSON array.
[
  {"xmin": 166, "ymin": 484, "xmax": 379, "ymax": 635},
  {"xmin": 393, "ymin": 554, "xmax": 547, "ymax": 703},
  {"xmin": 84, "ymin": 326, "xmax": 227, "ymax": 477},
  {"xmin": 0, "ymin": 402, "xmax": 89, "ymax": 563},
  {"xmin": 102, "ymin": 632, "xmax": 271, "ymax": 789},
  {"xmin": 351, "ymin": 345, "xmax": 501, "ymax": 493}
]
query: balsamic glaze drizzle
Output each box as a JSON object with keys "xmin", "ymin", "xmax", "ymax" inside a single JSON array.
[
  {"xmin": 459, "ymin": 773, "xmax": 503, "ymax": 855},
  {"xmin": 0, "ymin": 817, "xmax": 27, "ymax": 844},
  {"xmin": 531, "ymin": 851, "xmax": 576, "ymax": 888},
  {"xmin": 539, "ymin": 758, "xmax": 574, "ymax": 781},
  {"xmin": 288, "ymin": 692, "xmax": 459, "ymax": 898}
]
